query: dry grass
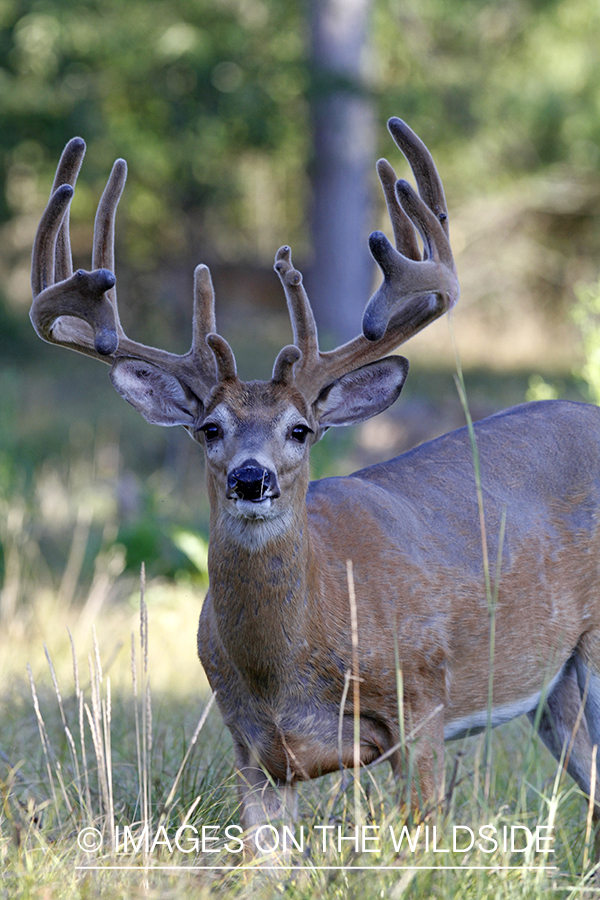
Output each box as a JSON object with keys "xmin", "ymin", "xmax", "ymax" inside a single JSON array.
[
  {"xmin": 0, "ymin": 525, "xmax": 598, "ymax": 898},
  {"xmin": 2, "ymin": 357, "xmax": 600, "ymax": 897}
]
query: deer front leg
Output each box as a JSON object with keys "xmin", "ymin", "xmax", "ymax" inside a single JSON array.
[
  {"xmin": 234, "ymin": 741, "xmax": 298, "ymax": 858},
  {"xmin": 390, "ymin": 701, "xmax": 445, "ymax": 820},
  {"xmin": 411, "ymin": 724, "xmax": 445, "ymax": 819}
]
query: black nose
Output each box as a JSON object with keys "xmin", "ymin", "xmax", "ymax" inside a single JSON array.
[{"xmin": 227, "ymin": 460, "xmax": 280, "ymax": 502}]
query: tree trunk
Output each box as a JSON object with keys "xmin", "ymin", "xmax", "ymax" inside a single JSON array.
[{"xmin": 307, "ymin": 0, "xmax": 375, "ymax": 346}]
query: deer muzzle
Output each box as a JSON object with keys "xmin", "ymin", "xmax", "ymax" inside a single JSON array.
[{"xmin": 226, "ymin": 461, "xmax": 281, "ymax": 503}]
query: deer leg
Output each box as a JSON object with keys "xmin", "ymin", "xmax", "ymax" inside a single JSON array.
[
  {"xmin": 573, "ymin": 637, "xmax": 600, "ymax": 865},
  {"xmin": 234, "ymin": 741, "xmax": 297, "ymax": 858},
  {"xmin": 397, "ymin": 707, "xmax": 445, "ymax": 820},
  {"xmin": 574, "ymin": 636, "xmax": 600, "ymax": 769},
  {"xmin": 530, "ymin": 659, "xmax": 600, "ymax": 867},
  {"xmin": 529, "ymin": 658, "xmax": 600, "ymax": 808}
]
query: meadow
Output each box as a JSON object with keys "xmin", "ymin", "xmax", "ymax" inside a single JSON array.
[
  {"xmin": 1, "ymin": 0, "xmax": 600, "ymax": 893},
  {"xmin": 1, "ymin": 316, "xmax": 600, "ymax": 899}
]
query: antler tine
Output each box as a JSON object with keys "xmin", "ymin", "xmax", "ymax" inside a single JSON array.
[
  {"xmin": 50, "ymin": 136, "xmax": 86, "ymax": 194},
  {"xmin": 375, "ymin": 158, "xmax": 421, "ymax": 263},
  {"xmin": 361, "ymin": 118, "xmax": 459, "ymax": 342},
  {"xmin": 51, "ymin": 137, "xmax": 86, "ymax": 284},
  {"xmin": 274, "ymin": 246, "xmax": 319, "ymax": 364},
  {"xmin": 206, "ymin": 333, "xmax": 237, "ymax": 383},
  {"xmin": 191, "ymin": 264, "xmax": 218, "ymax": 381},
  {"xmin": 90, "ymin": 157, "xmax": 127, "ymax": 341},
  {"xmin": 272, "ymin": 344, "xmax": 301, "ymax": 385},
  {"xmin": 387, "ymin": 116, "xmax": 449, "ymax": 239},
  {"xmin": 92, "ymin": 158, "xmax": 126, "ymax": 273},
  {"xmin": 31, "ymin": 138, "xmax": 86, "ymax": 297},
  {"xmin": 31, "ymin": 182, "xmax": 74, "ymax": 299}
]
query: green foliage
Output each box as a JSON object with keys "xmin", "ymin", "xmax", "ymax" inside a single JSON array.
[
  {"xmin": 525, "ymin": 374, "xmax": 559, "ymax": 402},
  {"xmin": 373, "ymin": 0, "xmax": 600, "ymax": 194},
  {"xmin": 2, "ymin": 0, "xmax": 600, "ymax": 274},
  {"xmin": 0, "ymin": 0, "xmax": 308, "ymax": 265},
  {"xmin": 572, "ymin": 276, "xmax": 600, "ymax": 405},
  {"xmin": 171, "ymin": 527, "xmax": 208, "ymax": 579},
  {"xmin": 528, "ymin": 276, "xmax": 600, "ymax": 405}
]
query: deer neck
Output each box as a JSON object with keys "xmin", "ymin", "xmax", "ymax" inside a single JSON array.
[{"xmin": 207, "ymin": 499, "xmax": 315, "ymax": 687}]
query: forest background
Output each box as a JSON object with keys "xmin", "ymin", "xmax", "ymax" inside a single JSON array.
[
  {"xmin": 1, "ymin": 1, "xmax": 600, "ymax": 892},
  {"xmin": 1, "ymin": 0, "xmax": 600, "ymax": 665},
  {"xmin": 0, "ymin": 0, "xmax": 599, "ymax": 664}
]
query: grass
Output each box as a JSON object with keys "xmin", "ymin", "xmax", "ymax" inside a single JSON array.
[
  {"xmin": 1, "ymin": 338, "xmax": 600, "ymax": 897},
  {"xmin": 1, "ymin": 465, "xmax": 599, "ymax": 899},
  {"xmin": 0, "ymin": 580, "xmax": 597, "ymax": 899}
]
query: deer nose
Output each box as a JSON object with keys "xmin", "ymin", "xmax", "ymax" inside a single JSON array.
[{"xmin": 226, "ymin": 460, "xmax": 280, "ymax": 502}]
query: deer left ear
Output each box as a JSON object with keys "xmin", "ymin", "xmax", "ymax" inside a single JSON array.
[
  {"xmin": 110, "ymin": 357, "xmax": 203, "ymax": 426},
  {"xmin": 314, "ymin": 355, "xmax": 409, "ymax": 428}
]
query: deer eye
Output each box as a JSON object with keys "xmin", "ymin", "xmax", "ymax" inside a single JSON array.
[
  {"xmin": 289, "ymin": 424, "xmax": 312, "ymax": 444},
  {"xmin": 200, "ymin": 422, "xmax": 222, "ymax": 442}
]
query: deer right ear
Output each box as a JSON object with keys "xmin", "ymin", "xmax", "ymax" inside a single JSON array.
[
  {"xmin": 110, "ymin": 357, "xmax": 203, "ymax": 426},
  {"xmin": 314, "ymin": 355, "xmax": 409, "ymax": 428}
]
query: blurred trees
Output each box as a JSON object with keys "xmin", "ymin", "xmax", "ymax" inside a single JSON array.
[
  {"xmin": 307, "ymin": 0, "xmax": 375, "ymax": 341},
  {"xmin": 1, "ymin": 0, "xmax": 600, "ymax": 586},
  {"xmin": 0, "ymin": 0, "xmax": 308, "ymax": 312},
  {"xmin": 0, "ymin": 0, "xmax": 599, "ymax": 341}
]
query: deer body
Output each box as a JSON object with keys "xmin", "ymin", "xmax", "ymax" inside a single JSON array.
[
  {"xmin": 197, "ymin": 396, "xmax": 600, "ymax": 825},
  {"xmin": 30, "ymin": 119, "xmax": 600, "ymax": 834}
]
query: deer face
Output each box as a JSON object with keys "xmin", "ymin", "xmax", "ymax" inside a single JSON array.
[
  {"xmin": 196, "ymin": 380, "xmax": 314, "ymax": 531},
  {"xmin": 107, "ymin": 350, "xmax": 410, "ymax": 547}
]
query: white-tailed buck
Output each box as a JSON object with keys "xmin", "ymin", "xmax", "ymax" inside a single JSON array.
[{"xmin": 31, "ymin": 120, "xmax": 600, "ymax": 833}]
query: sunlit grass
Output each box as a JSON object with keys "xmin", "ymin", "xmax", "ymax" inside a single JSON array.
[
  {"xmin": 1, "ymin": 373, "xmax": 599, "ymax": 896},
  {"xmin": 1, "ymin": 589, "xmax": 596, "ymax": 899},
  {"xmin": 0, "ymin": 509, "xmax": 597, "ymax": 897}
]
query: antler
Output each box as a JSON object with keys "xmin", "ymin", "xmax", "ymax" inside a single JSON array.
[
  {"xmin": 32, "ymin": 120, "xmax": 457, "ymax": 415},
  {"xmin": 30, "ymin": 138, "xmax": 221, "ymax": 401},
  {"xmin": 274, "ymin": 117, "xmax": 459, "ymax": 404}
]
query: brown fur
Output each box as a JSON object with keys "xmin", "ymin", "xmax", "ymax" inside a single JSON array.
[{"xmin": 197, "ymin": 393, "xmax": 600, "ymax": 829}]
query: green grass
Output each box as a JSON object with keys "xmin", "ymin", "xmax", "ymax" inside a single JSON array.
[
  {"xmin": 1, "ymin": 336, "xmax": 599, "ymax": 897},
  {"xmin": 0, "ymin": 511, "xmax": 599, "ymax": 898}
]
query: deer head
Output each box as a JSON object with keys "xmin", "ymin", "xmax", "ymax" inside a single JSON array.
[{"xmin": 31, "ymin": 119, "xmax": 458, "ymax": 548}]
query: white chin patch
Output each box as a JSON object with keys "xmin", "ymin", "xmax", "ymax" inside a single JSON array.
[{"xmin": 234, "ymin": 498, "xmax": 273, "ymax": 519}]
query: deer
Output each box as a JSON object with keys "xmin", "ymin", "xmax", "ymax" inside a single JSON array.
[{"xmin": 30, "ymin": 118, "xmax": 600, "ymax": 840}]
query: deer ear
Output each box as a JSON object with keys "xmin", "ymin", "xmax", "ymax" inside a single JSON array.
[
  {"xmin": 314, "ymin": 355, "xmax": 409, "ymax": 428},
  {"xmin": 110, "ymin": 357, "xmax": 203, "ymax": 426}
]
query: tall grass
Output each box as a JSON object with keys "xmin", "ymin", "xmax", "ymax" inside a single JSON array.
[
  {"xmin": 0, "ymin": 479, "xmax": 597, "ymax": 899},
  {"xmin": 0, "ymin": 370, "xmax": 599, "ymax": 896}
]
